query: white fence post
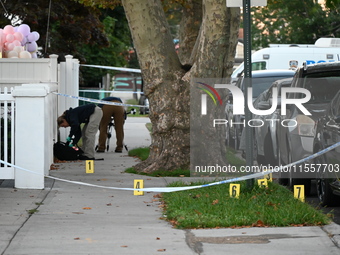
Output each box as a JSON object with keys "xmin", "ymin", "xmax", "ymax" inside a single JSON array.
[
  {"xmin": 12, "ymin": 83, "xmax": 58, "ymax": 189},
  {"xmin": 58, "ymin": 55, "xmax": 79, "ymax": 142}
]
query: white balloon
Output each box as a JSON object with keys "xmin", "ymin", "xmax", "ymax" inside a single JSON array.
[
  {"xmin": 13, "ymin": 46, "xmax": 23, "ymax": 53},
  {"xmin": 7, "ymin": 50, "xmax": 18, "ymax": 58},
  {"xmin": 19, "ymin": 50, "xmax": 32, "ymax": 58}
]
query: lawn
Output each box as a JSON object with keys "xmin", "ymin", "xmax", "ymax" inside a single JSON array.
[{"xmin": 126, "ymin": 146, "xmax": 331, "ymax": 229}]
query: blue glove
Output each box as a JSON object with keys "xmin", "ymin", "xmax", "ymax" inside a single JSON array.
[{"xmin": 66, "ymin": 137, "xmax": 72, "ymax": 143}]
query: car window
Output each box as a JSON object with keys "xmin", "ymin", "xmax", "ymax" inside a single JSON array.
[
  {"xmin": 250, "ymin": 76, "xmax": 294, "ymax": 98},
  {"xmin": 300, "ymin": 76, "xmax": 340, "ymax": 103},
  {"xmin": 252, "ymin": 61, "xmax": 266, "ymax": 71}
]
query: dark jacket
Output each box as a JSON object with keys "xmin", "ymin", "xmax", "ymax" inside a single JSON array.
[{"xmin": 64, "ymin": 104, "xmax": 96, "ymax": 144}]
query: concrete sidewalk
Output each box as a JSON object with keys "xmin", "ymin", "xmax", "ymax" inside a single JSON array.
[{"xmin": 1, "ymin": 117, "xmax": 340, "ymax": 255}]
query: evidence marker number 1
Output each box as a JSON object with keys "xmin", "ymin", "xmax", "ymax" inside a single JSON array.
[{"xmin": 86, "ymin": 160, "xmax": 94, "ymax": 173}]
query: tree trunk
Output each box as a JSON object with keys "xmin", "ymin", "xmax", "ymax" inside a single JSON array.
[
  {"xmin": 122, "ymin": 0, "xmax": 240, "ymax": 173},
  {"xmin": 178, "ymin": 0, "xmax": 202, "ymax": 65}
]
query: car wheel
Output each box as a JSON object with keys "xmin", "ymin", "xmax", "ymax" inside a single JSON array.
[
  {"xmin": 316, "ymin": 178, "xmax": 338, "ymax": 207},
  {"xmin": 138, "ymin": 95, "xmax": 147, "ymax": 115},
  {"xmin": 314, "ymin": 152, "xmax": 339, "ymax": 206}
]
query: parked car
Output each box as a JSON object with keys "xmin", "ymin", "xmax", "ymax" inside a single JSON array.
[
  {"xmin": 138, "ymin": 79, "xmax": 150, "ymax": 115},
  {"xmin": 225, "ymin": 69, "xmax": 296, "ymax": 149},
  {"xmin": 239, "ymin": 78, "xmax": 293, "ymax": 165},
  {"xmin": 313, "ymin": 90, "xmax": 340, "ymax": 206},
  {"xmin": 276, "ymin": 62, "xmax": 340, "ymax": 191}
]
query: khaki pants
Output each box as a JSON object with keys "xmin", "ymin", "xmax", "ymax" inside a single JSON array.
[
  {"xmin": 82, "ymin": 106, "xmax": 103, "ymax": 158},
  {"xmin": 98, "ymin": 101, "xmax": 125, "ymax": 152}
]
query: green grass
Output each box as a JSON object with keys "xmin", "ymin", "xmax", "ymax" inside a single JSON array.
[
  {"xmin": 128, "ymin": 147, "xmax": 150, "ymax": 161},
  {"xmin": 161, "ymin": 180, "xmax": 331, "ymax": 229},
  {"xmin": 126, "ymin": 146, "xmax": 331, "ymax": 228}
]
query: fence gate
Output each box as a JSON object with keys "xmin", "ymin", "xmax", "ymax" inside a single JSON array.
[{"xmin": 0, "ymin": 87, "xmax": 15, "ymax": 179}]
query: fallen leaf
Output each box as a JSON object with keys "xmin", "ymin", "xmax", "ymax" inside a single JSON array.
[
  {"xmin": 212, "ymin": 199, "xmax": 219, "ymax": 205},
  {"xmin": 106, "ymin": 203, "xmax": 112, "ymax": 206},
  {"xmin": 156, "ymin": 237, "xmax": 160, "ymax": 240},
  {"xmin": 82, "ymin": 207, "xmax": 92, "ymax": 210},
  {"xmin": 157, "ymin": 249, "xmax": 166, "ymax": 252},
  {"xmin": 74, "ymin": 237, "xmax": 80, "ymax": 240},
  {"xmin": 252, "ymin": 220, "xmax": 265, "ymax": 227},
  {"xmin": 121, "ymin": 245, "xmax": 128, "ymax": 248}
]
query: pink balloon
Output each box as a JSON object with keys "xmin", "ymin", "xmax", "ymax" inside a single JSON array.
[
  {"xmin": 1, "ymin": 31, "xmax": 6, "ymax": 43},
  {"xmin": 13, "ymin": 40, "xmax": 21, "ymax": 47},
  {"xmin": 3, "ymin": 25, "xmax": 15, "ymax": 35},
  {"xmin": 6, "ymin": 34, "xmax": 14, "ymax": 43},
  {"xmin": 14, "ymin": 32, "xmax": 23, "ymax": 41},
  {"xmin": 6, "ymin": 42, "xmax": 14, "ymax": 51},
  {"xmin": 17, "ymin": 24, "xmax": 30, "ymax": 36}
]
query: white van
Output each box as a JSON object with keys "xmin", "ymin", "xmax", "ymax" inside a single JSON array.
[{"xmin": 232, "ymin": 38, "xmax": 340, "ymax": 78}]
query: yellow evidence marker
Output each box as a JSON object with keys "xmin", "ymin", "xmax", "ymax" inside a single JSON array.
[
  {"xmin": 257, "ymin": 178, "xmax": 268, "ymax": 188},
  {"xmin": 85, "ymin": 160, "xmax": 94, "ymax": 173},
  {"xmin": 229, "ymin": 183, "xmax": 240, "ymax": 198},
  {"xmin": 263, "ymin": 168, "xmax": 273, "ymax": 182},
  {"xmin": 294, "ymin": 185, "xmax": 305, "ymax": 202},
  {"xmin": 134, "ymin": 179, "xmax": 144, "ymax": 196}
]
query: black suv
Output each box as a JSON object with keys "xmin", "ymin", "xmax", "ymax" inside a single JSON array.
[
  {"xmin": 276, "ymin": 62, "xmax": 340, "ymax": 193},
  {"xmin": 313, "ymin": 89, "xmax": 340, "ymax": 206}
]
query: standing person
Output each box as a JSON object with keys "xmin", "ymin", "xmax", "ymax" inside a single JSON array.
[
  {"xmin": 97, "ymin": 97, "xmax": 125, "ymax": 153},
  {"xmin": 57, "ymin": 104, "xmax": 103, "ymax": 160}
]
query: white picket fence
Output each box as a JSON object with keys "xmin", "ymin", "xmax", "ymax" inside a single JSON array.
[
  {"xmin": 0, "ymin": 87, "xmax": 15, "ymax": 179},
  {"xmin": 0, "ymin": 55, "xmax": 79, "ymax": 189}
]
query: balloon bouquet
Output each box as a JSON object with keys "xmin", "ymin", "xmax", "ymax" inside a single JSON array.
[{"xmin": 0, "ymin": 24, "xmax": 40, "ymax": 59}]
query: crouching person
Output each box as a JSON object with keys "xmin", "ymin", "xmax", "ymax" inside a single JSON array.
[
  {"xmin": 58, "ymin": 104, "xmax": 103, "ymax": 160},
  {"xmin": 97, "ymin": 97, "xmax": 125, "ymax": 153}
]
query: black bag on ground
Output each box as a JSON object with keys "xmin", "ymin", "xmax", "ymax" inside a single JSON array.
[{"xmin": 53, "ymin": 142, "xmax": 83, "ymax": 161}]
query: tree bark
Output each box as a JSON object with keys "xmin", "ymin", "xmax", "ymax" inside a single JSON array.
[{"xmin": 122, "ymin": 0, "xmax": 240, "ymax": 173}]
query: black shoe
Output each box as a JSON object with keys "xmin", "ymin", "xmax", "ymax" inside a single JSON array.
[
  {"xmin": 79, "ymin": 155, "xmax": 95, "ymax": 160},
  {"xmin": 96, "ymin": 150, "xmax": 105, "ymax": 153},
  {"xmin": 115, "ymin": 149, "xmax": 122, "ymax": 153}
]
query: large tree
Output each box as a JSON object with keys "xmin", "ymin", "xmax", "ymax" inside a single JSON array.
[{"xmin": 120, "ymin": 0, "xmax": 240, "ymax": 172}]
